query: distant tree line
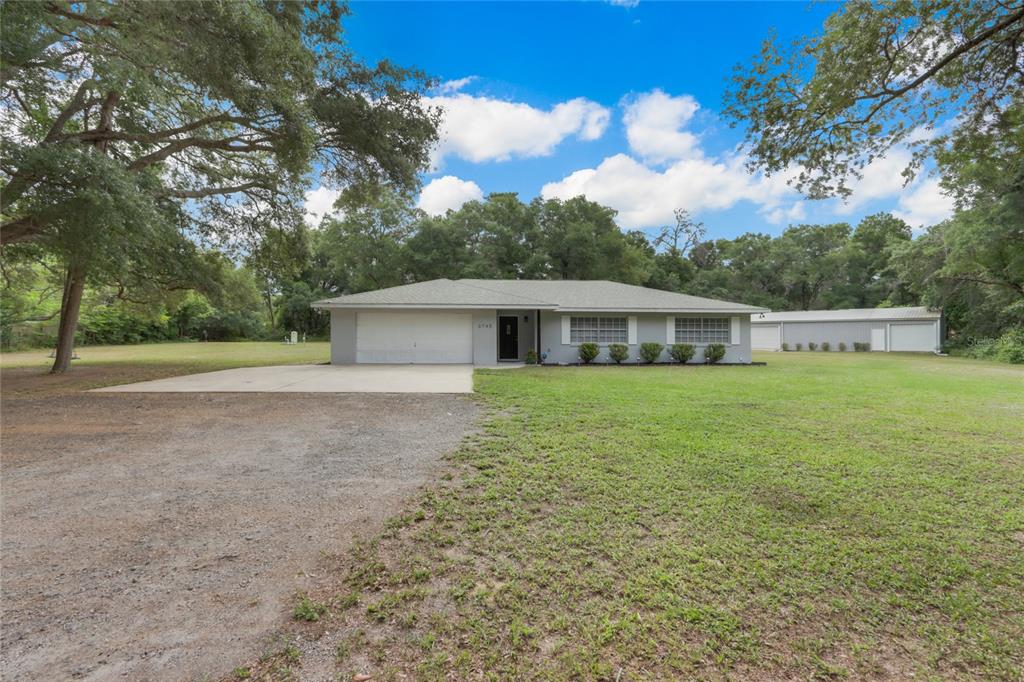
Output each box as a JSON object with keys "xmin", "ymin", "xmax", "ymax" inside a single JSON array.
[{"xmin": 3, "ymin": 182, "xmax": 1020, "ymax": 359}]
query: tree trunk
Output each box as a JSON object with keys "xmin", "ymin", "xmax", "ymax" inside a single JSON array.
[
  {"xmin": 50, "ymin": 260, "xmax": 87, "ymax": 374},
  {"xmin": 265, "ymin": 290, "xmax": 275, "ymax": 328},
  {"xmin": 48, "ymin": 90, "xmax": 117, "ymax": 373}
]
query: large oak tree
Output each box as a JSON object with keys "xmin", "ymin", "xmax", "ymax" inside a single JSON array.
[{"xmin": 1, "ymin": 0, "xmax": 438, "ymax": 371}]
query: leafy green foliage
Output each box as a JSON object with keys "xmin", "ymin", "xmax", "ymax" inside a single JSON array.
[
  {"xmin": 524, "ymin": 349, "xmax": 538, "ymax": 365},
  {"xmin": 670, "ymin": 343, "xmax": 696, "ymax": 363},
  {"xmin": 821, "ymin": 342, "xmax": 830, "ymax": 352},
  {"xmin": 608, "ymin": 343, "xmax": 629, "ymax": 364},
  {"xmin": 577, "ymin": 343, "xmax": 599, "ymax": 364},
  {"xmin": 704, "ymin": 343, "xmax": 726, "ymax": 363},
  {"xmin": 639, "ymin": 342, "xmax": 664, "ymax": 364},
  {"xmin": 950, "ymin": 327, "xmax": 1024, "ymax": 364},
  {"xmin": 1, "ymin": 0, "xmax": 437, "ymax": 370},
  {"xmin": 807, "ymin": 342, "xmax": 818, "ymax": 352},
  {"xmin": 724, "ymin": 0, "xmax": 1024, "ymax": 200}
]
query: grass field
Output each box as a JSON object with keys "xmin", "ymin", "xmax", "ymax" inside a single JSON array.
[
  {"xmin": 265, "ymin": 352, "xmax": 1024, "ymax": 681},
  {"xmin": 0, "ymin": 341, "xmax": 329, "ymax": 397},
  {"xmin": 0, "ymin": 340, "xmax": 329, "ymax": 369}
]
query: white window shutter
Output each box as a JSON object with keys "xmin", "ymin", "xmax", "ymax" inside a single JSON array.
[
  {"xmin": 730, "ymin": 316, "xmax": 741, "ymax": 345},
  {"xmin": 666, "ymin": 316, "xmax": 675, "ymax": 345},
  {"xmin": 628, "ymin": 316, "xmax": 637, "ymax": 345},
  {"xmin": 561, "ymin": 315, "xmax": 571, "ymax": 345}
]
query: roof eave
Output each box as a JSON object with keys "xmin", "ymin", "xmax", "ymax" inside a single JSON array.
[
  {"xmin": 556, "ymin": 307, "xmax": 768, "ymax": 314},
  {"xmin": 312, "ymin": 302, "xmax": 559, "ymax": 310},
  {"xmin": 755, "ymin": 315, "xmax": 941, "ymax": 323}
]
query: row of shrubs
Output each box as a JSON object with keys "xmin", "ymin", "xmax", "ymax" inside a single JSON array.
[
  {"xmin": 573, "ymin": 342, "xmax": 727, "ymax": 365},
  {"xmin": 780, "ymin": 341, "xmax": 870, "ymax": 352}
]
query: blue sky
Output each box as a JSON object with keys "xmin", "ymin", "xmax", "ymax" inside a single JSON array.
[{"xmin": 305, "ymin": 1, "xmax": 953, "ymax": 239}]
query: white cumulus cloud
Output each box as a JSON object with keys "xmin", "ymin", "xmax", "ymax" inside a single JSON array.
[
  {"xmin": 304, "ymin": 186, "xmax": 341, "ymax": 225},
  {"xmin": 435, "ymin": 76, "xmax": 477, "ymax": 95},
  {"xmin": 541, "ymin": 152, "xmax": 797, "ymax": 229},
  {"xmin": 622, "ymin": 89, "xmax": 702, "ymax": 163},
  {"xmin": 892, "ymin": 177, "xmax": 954, "ymax": 230},
  {"xmin": 836, "ymin": 149, "xmax": 916, "ymax": 214},
  {"xmin": 763, "ymin": 201, "xmax": 806, "ymax": 225},
  {"xmin": 426, "ymin": 93, "xmax": 610, "ymax": 165},
  {"xmin": 417, "ymin": 175, "xmax": 484, "ymax": 216}
]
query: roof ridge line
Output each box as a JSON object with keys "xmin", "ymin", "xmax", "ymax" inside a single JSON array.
[{"xmin": 452, "ymin": 279, "xmax": 558, "ymax": 306}]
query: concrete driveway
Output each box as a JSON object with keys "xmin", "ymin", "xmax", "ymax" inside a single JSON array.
[{"xmin": 92, "ymin": 363, "xmax": 474, "ymax": 393}]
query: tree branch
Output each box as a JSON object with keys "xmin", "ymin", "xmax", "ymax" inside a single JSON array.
[
  {"xmin": 43, "ymin": 2, "xmax": 116, "ymax": 28},
  {"xmin": 165, "ymin": 181, "xmax": 270, "ymax": 199}
]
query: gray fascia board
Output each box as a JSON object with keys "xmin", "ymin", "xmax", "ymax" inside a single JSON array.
[
  {"xmin": 312, "ymin": 302, "xmax": 558, "ymax": 310},
  {"xmin": 753, "ymin": 315, "xmax": 938, "ymax": 323},
  {"xmin": 555, "ymin": 307, "xmax": 767, "ymax": 314}
]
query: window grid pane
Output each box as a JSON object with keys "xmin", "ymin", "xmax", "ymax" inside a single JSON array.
[
  {"xmin": 675, "ymin": 317, "xmax": 730, "ymax": 344},
  {"xmin": 571, "ymin": 316, "xmax": 627, "ymax": 343}
]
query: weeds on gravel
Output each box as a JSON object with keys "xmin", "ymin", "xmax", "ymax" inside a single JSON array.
[{"xmin": 292, "ymin": 595, "xmax": 328, "ymax": 622}]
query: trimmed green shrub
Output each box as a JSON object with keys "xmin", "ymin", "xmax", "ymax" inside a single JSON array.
[
  {"xmin": 795, "ymin": 343, "xmax": 803, "ymax": 351},
  {"xmin": 639, "ymin": 342, "xmax": 664, "ymax": 363},
  {"xmin": 670, "ymin": 343, "xmax": 696, "ymax": 363},
  {"xmin": 525, "ymin": 349, "xmax": 538, "ymax": 365},
  {"xmin": 780, "ymin": 342, "xmax": 789, "ymax": 351},
  {"xmin": 808, "ymin": 342, "xmax": 818, "ymax": 351},
  {"xmin": 821, "ymin": 342, "xmax": 830, "ymax": 352},
  {"xmin": 608, "ymin": 343, "xmax": 629, "ymax": 364},
  {"xmin": 838, "ymin": 342, "xmax": 847, "ymax": 352},
  {"xmin": 578, "ymin": 342, "xmax": 599, "ymax": 364},
  {"xmin": 704, "ymin": 343, "xmax": 726, "ymax": 364}
]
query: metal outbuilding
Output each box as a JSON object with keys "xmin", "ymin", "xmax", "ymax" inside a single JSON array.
[{"xmin": 751, "ymin": 307, "xmax": 943, "ymax": 352}]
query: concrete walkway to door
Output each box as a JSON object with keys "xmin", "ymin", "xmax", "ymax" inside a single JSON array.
[{"xmin": 92, "ymin": 364, "xmax": 474, "ymax": 393}]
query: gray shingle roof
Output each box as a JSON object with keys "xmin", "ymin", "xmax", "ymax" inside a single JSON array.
[
  {"xmin": 313, "ymin": 278, "xmax": 767, "ymax": 313},
  {"xmin": 312, "ymin": 279, "xmax": 554, "ymax": 309},
  {"xmin": 754, "ymin": 307, "xmax": 940, "ymax": 323}
]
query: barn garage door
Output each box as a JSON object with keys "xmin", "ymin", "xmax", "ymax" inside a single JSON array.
[
  {"xmin": 356, "ymin": 312, "xmax": 473, "ymax": 363},
  {"xmin": 751, "ymin": 324, "xmax": 781, "ymax": 350},
  {"xmin": 889, "ymin": 322, "xmax": 936, "ymax": 352}
]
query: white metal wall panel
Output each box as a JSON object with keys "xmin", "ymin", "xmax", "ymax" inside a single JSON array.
[
  {"xmin": 751, "ymin": 323, "xmax": 782, "ymax": 350},
  {"xmin": 356, "ymin": 312, "xmax": 473, "ymax": 363},
  {"xmin": 889, "ymin": 322, "xmax": 937, "ymax": 352}
]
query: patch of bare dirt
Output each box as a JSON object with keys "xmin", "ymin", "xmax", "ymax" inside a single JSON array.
[{"xmin": 1, "ymin": 377, "xmax": 477, "ymax": 680}]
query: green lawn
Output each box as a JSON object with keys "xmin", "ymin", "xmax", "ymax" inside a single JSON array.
[
  {"xmin": 277, "ymin": 353, "xmax": 1023, "ymax": 681},
  {"xmin": 0, "ymin": 341, "xmax": 329, "ymax": 397},
  {"xmin": 0, "ymin": 340, "xmax": 328, "ymax": 369}
]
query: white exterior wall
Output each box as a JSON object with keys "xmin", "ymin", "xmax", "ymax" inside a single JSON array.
[
  {"xmin": 752, "ymin": 318, "xmax": 941, "ymax": 352},
  {"xmin": 471, "ymin": 310, "xmax": 498, "ymax": 365},
  {"xmin": 538, "ymin": 312, "xmax": 753, "ymax": 364},
  {"xmin": 330, "ymin": 309, "xmax": 357, "ymax": 364}
]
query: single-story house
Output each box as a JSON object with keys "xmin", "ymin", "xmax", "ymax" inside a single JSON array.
[
  {"xmin": 313, "ymin": 279, "xmax": 767, "ymax": 365},
  {"xmin": 751, "ymin": 306, "xmax": 943, "ymax": 352}
]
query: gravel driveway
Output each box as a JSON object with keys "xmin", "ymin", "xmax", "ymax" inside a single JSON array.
[{"xmin": 1, "ymin": 388, "xmax": 477, "ymax": 680}]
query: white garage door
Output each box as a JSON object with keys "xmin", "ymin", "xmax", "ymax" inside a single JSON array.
[
  {"xmin": 751, "ymin": 324, "xmax": 782, "ymax": 350},
  {"xmin": 889, "ymin": 322, "xmax": 937, "ymax": 352},
  {"xmin": 356, "ymin": 312, "xmax": 473, "ymax": 363}
]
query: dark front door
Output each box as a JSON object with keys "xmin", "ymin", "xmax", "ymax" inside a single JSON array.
[{"xmin": 498, "ymin": 315, "xmax": 519, "ymax": 360}]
